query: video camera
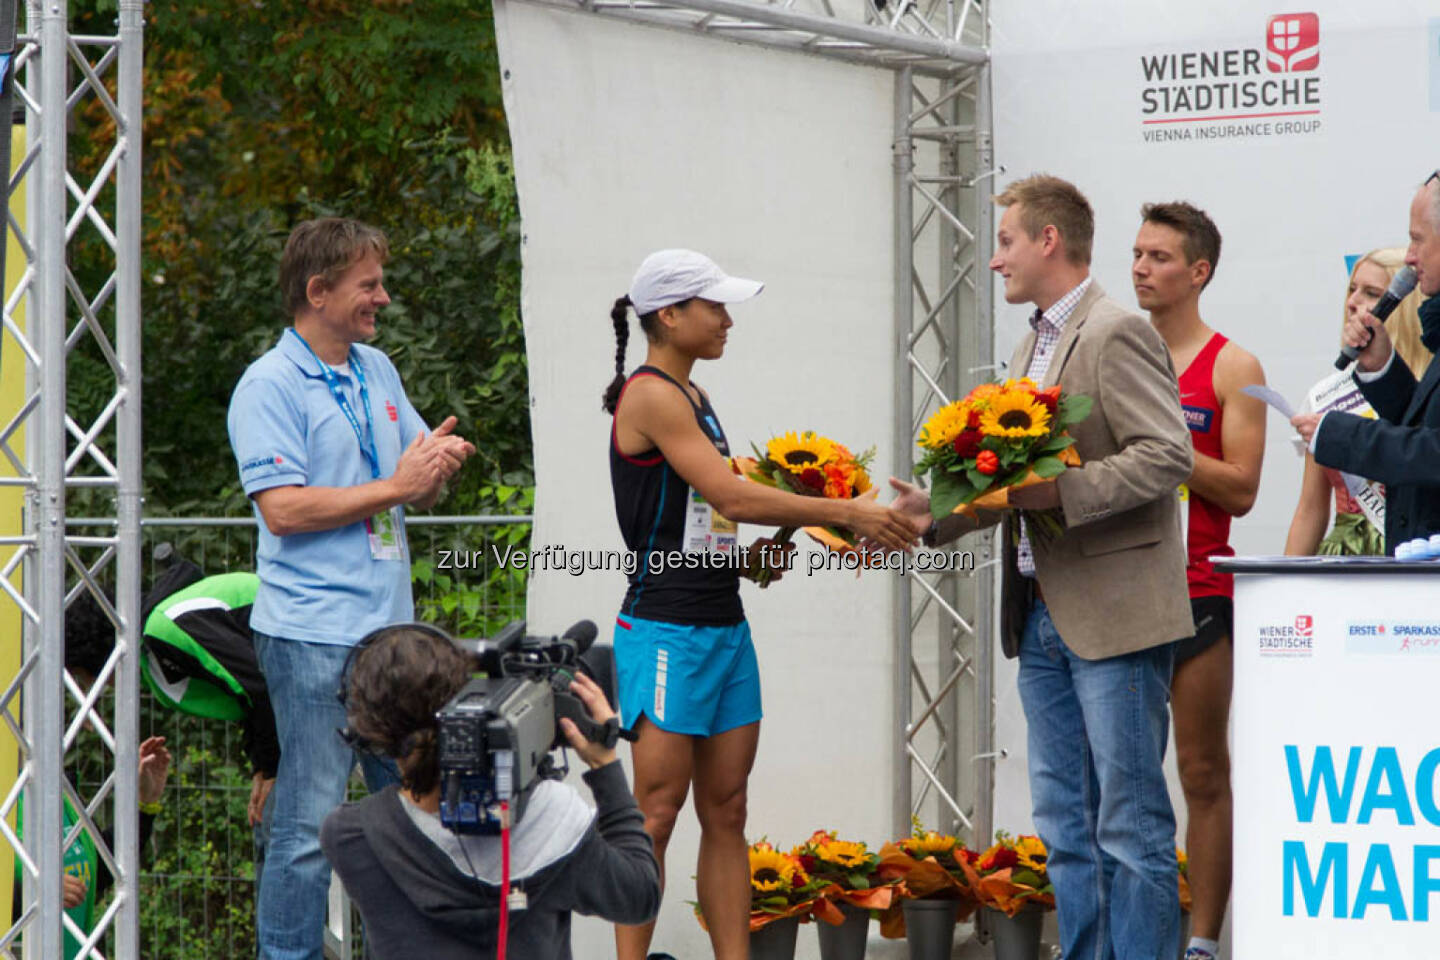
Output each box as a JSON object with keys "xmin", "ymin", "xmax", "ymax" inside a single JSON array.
[{"xmin": 436, "ymin": 619, "xmax": 636, "ymax": 834}]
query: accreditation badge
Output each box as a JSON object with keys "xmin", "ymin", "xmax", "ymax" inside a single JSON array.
[
  {"xmin": 367, "ymin": 507, "xmax": 405, "ymax": 561},
  {"xmin": 683, "ymin": 487, "xmax": 738, "ymax": 554}
]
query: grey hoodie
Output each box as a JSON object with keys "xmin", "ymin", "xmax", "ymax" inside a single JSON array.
[{"xmin": 320, "ymin": 761, "xmax": 660, "ymax": 959}]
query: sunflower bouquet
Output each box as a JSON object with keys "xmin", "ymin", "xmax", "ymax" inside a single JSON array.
[
  {"xmin": 915, "ymin": 378, "xmax": 1091, "ymax": 521},
  {"xmin": 959, "ymin": 831, "xmax": 1055, "ymax": 917},
  {"xmin": 730, "ymin": 839, "xmax": 827, "ymax": 931},
  {"xmin": 731, "ymin": 431, "xmax": 877, "ymax": 585},
  {"xmin": 791, "ymin": 830, "xmax": 896, "ymax": 924},
  {"xmin": 876, "ymin": 823, "xmax": 979, "ymax": 937}
]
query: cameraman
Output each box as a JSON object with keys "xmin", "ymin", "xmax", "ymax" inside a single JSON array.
[{"xmin": 320, "ymin": 625, "xmax": 660, "ymax": 959}]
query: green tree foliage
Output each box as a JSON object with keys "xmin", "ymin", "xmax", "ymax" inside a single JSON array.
[{"xmin": 65, "ymin": 0, "xmax": 529, "ymax": 521}]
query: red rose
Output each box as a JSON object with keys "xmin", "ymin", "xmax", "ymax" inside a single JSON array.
[
  {"xmin": 975, "ymin": 450, "xmax": 999, "ymax": 475},
  {"xmin": 966, "ymin": 408, "xmax": 982, "ymax": 430},
  {"xmin": 799, "ymin": 854, "xmax": 817, "ymax": 872},
  {"xmin": 952, "ymin": 429, "xmax": 983, "ymax": 459},
  {"xmin": 961, "ymin": 848, "xmax": 979, "ymax": 865},
  {"xmin": 1031, "ymin": 386, "xmax": 1060, "ymax": 417},
  {"xmin": 799, "ymin": 467, "xmax": 827, "ymax": 491},
  {"xmin": 980, "ymin": 846, "xmax": 1018, "ymax": 871}
]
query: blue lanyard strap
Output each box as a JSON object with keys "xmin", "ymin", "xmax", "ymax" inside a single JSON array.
[{"xmin": 289, "ymin": 328, "xmax": 382, "ymax": 479}]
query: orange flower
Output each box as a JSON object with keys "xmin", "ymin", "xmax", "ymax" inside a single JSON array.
[{"xmin": 975, "ymin": 450, "xmax": 999, "ymax": 475}]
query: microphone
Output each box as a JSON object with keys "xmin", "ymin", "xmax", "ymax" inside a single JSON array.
[
  {"xmin": 1335, "ymin": 265, "xmax": 1418, "ymax": 369},
  {"xmin": 561, "ymin": 619, "xmax": 598, "ymax": 656}
]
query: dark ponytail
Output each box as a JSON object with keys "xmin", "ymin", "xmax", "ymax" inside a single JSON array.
[
  {"xmin": 602, "ymin": 295, "xmax": 682, "ymax": 414},
  {"xmin": 602, "ymin": 295, "xmax": 632, "ymax": 414}
]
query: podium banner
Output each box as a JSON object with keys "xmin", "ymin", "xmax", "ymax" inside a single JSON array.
[{"xmin": 1232, "ymin": 569, "xmax": 1440, "ymax": 957}]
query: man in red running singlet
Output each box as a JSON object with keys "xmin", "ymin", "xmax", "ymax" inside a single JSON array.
[{"xmin": 1132, "ymin": 202, "xmax": 1266, "ymax": 960}]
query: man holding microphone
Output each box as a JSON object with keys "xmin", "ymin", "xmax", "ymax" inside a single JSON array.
[{"xmin": 1292, "ymin": 172, "xmax": 1440, "ymax": 552}]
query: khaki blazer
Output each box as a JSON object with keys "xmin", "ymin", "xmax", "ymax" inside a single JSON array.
[{"xmin": 938, "ymin": 281, "xmax": 1195, "ymax": 660}]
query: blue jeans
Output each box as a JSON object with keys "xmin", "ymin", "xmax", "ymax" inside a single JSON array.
[
  {"xmin": 253, "ymin": 782, "xmax": 274, "ymax": 908},
  {"xmin": 253, "ymin": 632, "xmax": 398, "ymax": 960},
  {"xmin": 1017, "ymin": 602, "xmax": 1179, "ymax": 960}
]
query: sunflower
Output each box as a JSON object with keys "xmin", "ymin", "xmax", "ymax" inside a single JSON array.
[
  {"xmin": 918, "ymin": 402, "xmax": 970, "ymax": 449},
  {"xmin": 900, "ymin": 830, "xmax": 957, "ymax": 859},
  {"xmin": 767, "ymin": 431, "xmax": 836, "ymax": 476},
  {"xmin": 978, "ymin": 389, "xmax": 1052, "ymax": 438},
  {"xmin": 815, "ymin": 839, "xmax": 871, "ymax": 869},
  {"xmin": 1015, "ymin": 835, "xmax": 1047, "ymax": 873},
  {"xmin": 749, "ymin": 847, "xmax": 801, "ymax": 893}
]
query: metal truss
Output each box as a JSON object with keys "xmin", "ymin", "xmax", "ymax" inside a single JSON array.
[
  {"xmin": 890, "ymin": 41, "xmax": 997, "ymax": 848},
  {"xmin": 511, "ymin": 0, "xmax": 996, "ymax": 847},
  {"xmin": 517, "ymin": 0, "xmax": 984, "ymax": 75},
  {"xmin": 0, "ymin": 2, "xmax": 144, "ymax": 958}
]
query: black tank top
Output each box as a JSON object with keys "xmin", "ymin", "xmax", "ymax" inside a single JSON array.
[{"xmin": 609, "ymin": 366, "xmax": 744, "ymax": 625}]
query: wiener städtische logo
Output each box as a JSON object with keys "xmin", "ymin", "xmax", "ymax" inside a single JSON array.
[
  {"xmin": 1257, "ymin": 614, "xmax": 1315, "ymax": 658},
  {"xmin": 1140, "ymin": 11, "xmax": 1321, "ymax": 142},
  {"xmin": 1266, "ymin": 13, "xmax": 1319, "ymax": 73}
]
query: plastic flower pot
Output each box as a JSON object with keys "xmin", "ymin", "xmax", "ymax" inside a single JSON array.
[
  {"xmin": 984, "ymin": 904, "xmax": 1044, "ymax": 960},
  {"xmin": 750, "ymin": 915, "xmax": 802, "ymax": 960},
  {"xmin": 816, "ymin": 902, "xmax": 869, "ymax": 960},
  {"xmin": 902, "ymin": 897, "xmax": 959, "ymax": 960}
]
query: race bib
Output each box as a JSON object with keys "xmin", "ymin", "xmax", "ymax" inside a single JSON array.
[
  {"xmin": 367, "ymin": 507, "xmax": 405, "ymax": 561},
  {"xmin": 682, "ymin": 487, "xmax": 738, "ymax": 554}
]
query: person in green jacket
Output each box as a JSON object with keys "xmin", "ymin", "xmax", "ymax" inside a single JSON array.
[{"xmin": 62, "ymin": 551, "xmax": 277, "ymax": 906}]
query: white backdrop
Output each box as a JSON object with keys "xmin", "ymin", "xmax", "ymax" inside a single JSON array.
[
  {"xmin": 497, "ymin": 0, "xmax": 1440, "ymax": 955},
  {"xmin": 494, "ymin": 4, "xmax": 901, "ymax": 956}
]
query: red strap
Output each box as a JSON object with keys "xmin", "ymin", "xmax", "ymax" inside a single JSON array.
[
  {"xmin": 497, "ymin": 802, "xmax": 511, "ymax": 960},
  {"xmin": 612, "ymin": 372, "xmax": 665, "ymax": 466}
]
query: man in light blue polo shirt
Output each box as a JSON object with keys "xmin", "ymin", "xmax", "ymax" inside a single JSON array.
[{"xmin": 227, "ymin": 217, "xmax": 473, "ymax": 960}]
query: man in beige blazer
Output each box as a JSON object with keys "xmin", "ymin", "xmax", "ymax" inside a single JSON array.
[{"xmin": 892, "ymin": 175, "xmax": 1192, "ymax": 960}]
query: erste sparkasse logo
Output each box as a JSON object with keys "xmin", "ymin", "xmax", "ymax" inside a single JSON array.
[{"xmin": 1266, "ymin": 13, "xmax": 1319, "ymax": 73}]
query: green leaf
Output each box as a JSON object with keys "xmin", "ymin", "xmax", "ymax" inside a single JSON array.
[
  {"xmin": 1059, "ymin": 394, "xmax": 1093, "ymax": 425},
  {"xmin": 1012, "ymin": 868, "xmax": 1044, "ymax": 888},
  {"xmin": 1038, "ymin": 434, "xmax": 1075, "ymax": 455},
  {"xmin": 1031, "ymin": 456, "xmax": 1068, "ymax": 479},
  {"xmin": 966, "ymin": 468, "xmax": 995, "ymax": 491},
  {"xmin": 930, "ymin": 470, "xmax": 970, "ymax": 518}
]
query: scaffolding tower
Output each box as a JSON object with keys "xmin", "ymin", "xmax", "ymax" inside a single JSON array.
[{"xmin": 0, "ymin": 1, "xmax": 144, "ymax": 957}]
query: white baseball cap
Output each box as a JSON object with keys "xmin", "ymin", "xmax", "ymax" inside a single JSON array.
[{"xmin": 628, "ymin": 249, "xmax": 764, "ymax": 316}]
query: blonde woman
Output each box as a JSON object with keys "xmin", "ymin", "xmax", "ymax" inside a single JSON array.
[{"xmin": 1284, "ymin": 248, "xmax": 1431, "ymax": 554}]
